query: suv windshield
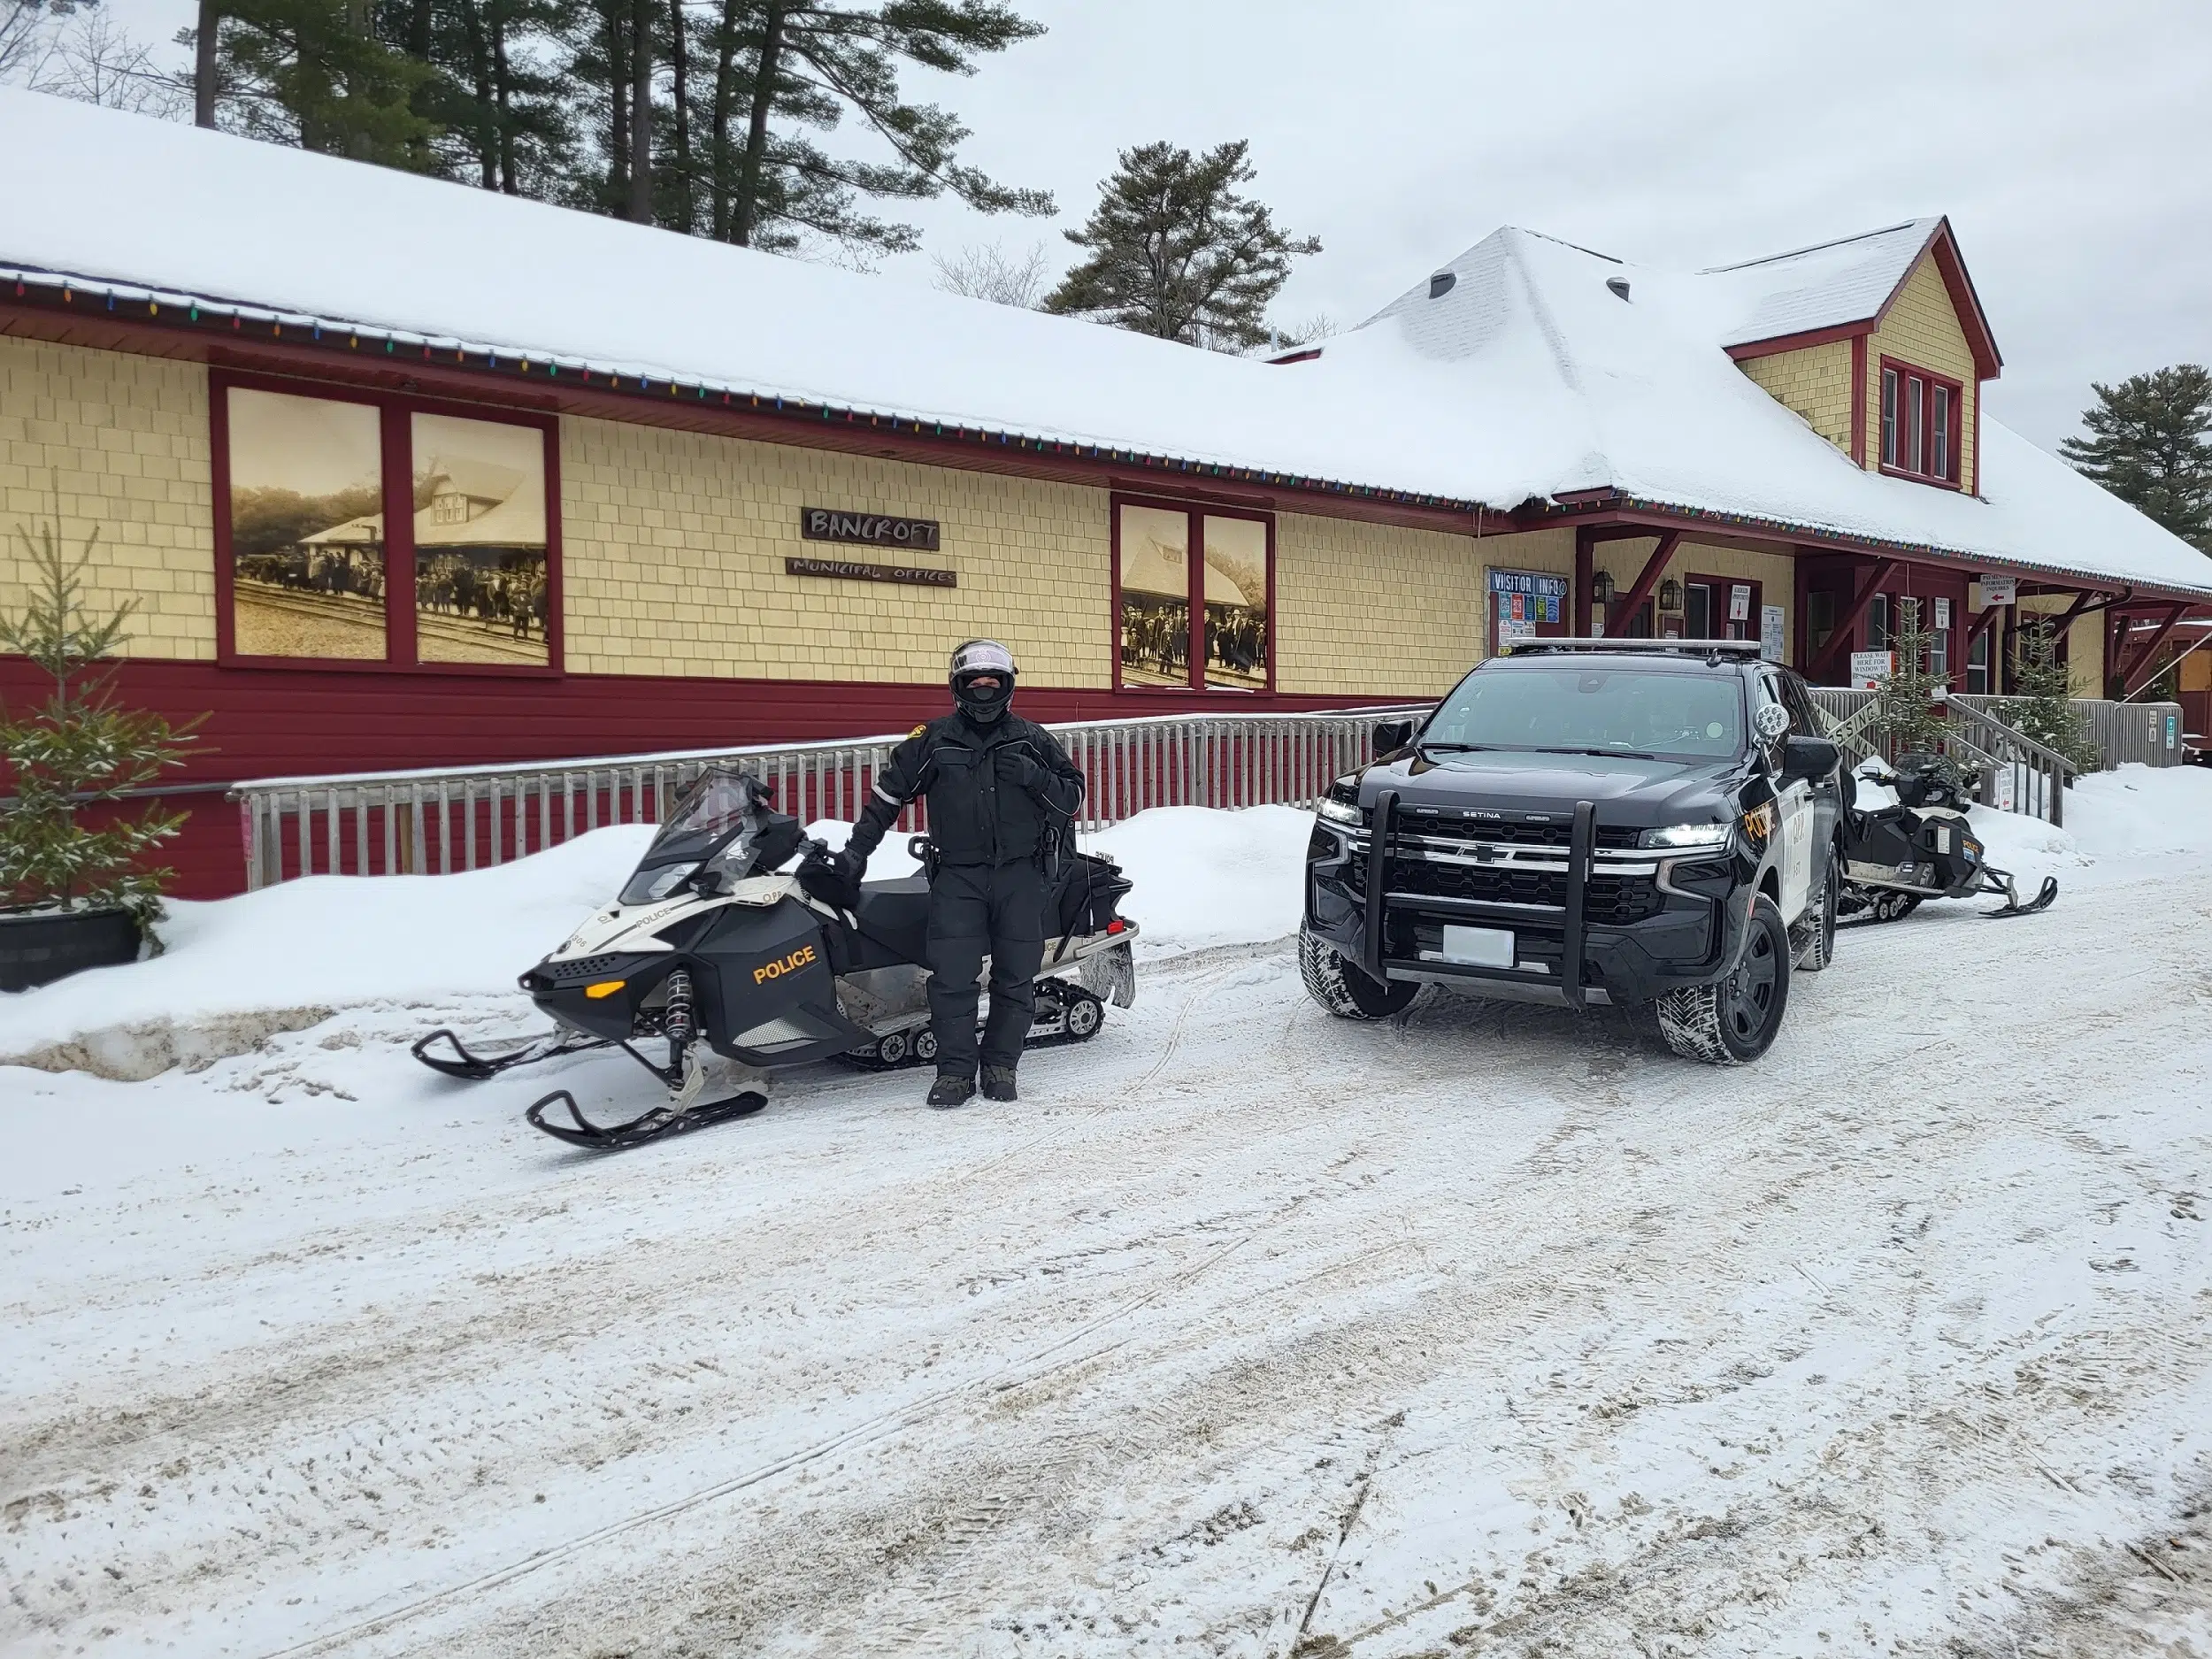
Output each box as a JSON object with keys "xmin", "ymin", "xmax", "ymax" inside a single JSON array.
[
  {"xmin": 1424, "ymin": 664, "xmax": 1746, "ymax": 761},
  {"xmin": 619, "ymin": 769, "xmax": 766, "ymax": 904}
]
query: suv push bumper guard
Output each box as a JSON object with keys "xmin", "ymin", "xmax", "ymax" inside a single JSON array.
[
  {"xmin": 1363, "ymin": 790, "xmax": 1600, "ymax": 1008},
  {"xmin": 1342, "ymin": 795, "xmax": 1727, "ymax": 1009}
]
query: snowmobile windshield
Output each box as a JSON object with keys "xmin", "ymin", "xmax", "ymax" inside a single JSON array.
[
  {"xmin": 1425, "ymin": 666, "xmax": 1747, "ymax": 762},
  {"xmin": 619, "ymin": 770, "xmax": 767, "ymax": 905}
]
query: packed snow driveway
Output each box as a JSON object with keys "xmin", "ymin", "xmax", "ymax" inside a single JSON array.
[{"xmin": 4, "ymin": 789, "xmax": 2211, "ymax": 1657}]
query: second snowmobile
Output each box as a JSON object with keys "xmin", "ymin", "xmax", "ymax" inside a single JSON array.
[
  {"xmin": 413, "ymin": 767, "xmax": 1139, "ymax": 1149},
  {"xmin": 1837, "ymin": 751, "xmax": 2057, "ymax": 925}
]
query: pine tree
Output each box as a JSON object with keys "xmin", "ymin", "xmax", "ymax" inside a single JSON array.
[
  {"xmin": 2003, "ymin": 618, "xmax": 2101, "ymax": 776},
  {"xmin": 647, "ymin": 0, "xmax": 1052, "ymax": 254},
  {"xmin": 1866, "ymin": 596, "xmax": 1948, "ymax": 757},
  {"xmin": 209, "ymin": 0, "xmax": 445, "ymax": 165},
  {"xmin": 2058, "ymin": 365, "xmax": 2212, "ymax": 554},
  {"xmin": 1044, "ymin": 140, "xmax": 1321, "ymax": 352},
  {"xmin": 380, "ymin": 0, "xmax": 575, "ymax": 196},
  {"xmin": 0, "ymin": 513, "xmax": 204, "ymax": 929}
]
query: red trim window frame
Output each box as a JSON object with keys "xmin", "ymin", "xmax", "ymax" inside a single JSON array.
[
  {"xmin": 1109, "ymin": 493, "xmax": 1277, "ymax": 694},
  {"xmin": 1876, "ymin": 357, "xmax": 1966, "ymax": 489},
  {"xmin": 211, "ymin": 368, "xmax": 564, "ymax": 676}
]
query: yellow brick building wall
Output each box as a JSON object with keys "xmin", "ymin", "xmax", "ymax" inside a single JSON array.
[
  {"xmin": 1864, "ymin": 251, "xmax": 1980, "ymax": 490},
  {"xmin": 0, "ymin": 337, "xmax": 216, "ymax": 659},
  {"xmin": 560, "ymin": 416, "xmax": 1113, "ymax": 685},
  {"xmin": 1738, "ymin": 342, "xmax": 1855, "ymax": 455},
  {"xmin": 1274, "ymin": 518, "xmax": 1553, "ymax": 695},
  {"xmin": 564, "ymin": 415, "xmax": 1512, "ymax": 696},
  {"xmin": 1591, "ymin": 536, "xmax": 1797, "ymax": 663},
  {"xmin": 2018, "ymin": 592, "xmax": 2107, "ymax": 695}
]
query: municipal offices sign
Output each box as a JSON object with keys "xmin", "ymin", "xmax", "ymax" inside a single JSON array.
[
  {"xmin": 786, "ymin": 556, "xmax": 956, "ymax": 588},
  {"xmin": 802, "ymin": 507, "xmax": 941, "ymax": 551}
]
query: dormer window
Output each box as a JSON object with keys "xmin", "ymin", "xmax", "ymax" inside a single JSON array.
[{"xmin": 1878, "ymin": 358, "xmax": 1963, "ymax": 486}]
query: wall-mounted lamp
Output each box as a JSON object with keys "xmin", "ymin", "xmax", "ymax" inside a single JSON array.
[
  {"xmin": 1590, "ymin": 569, "xmax": 1617, "ymax": 605},
  {"xmin": 1659, "ymin": 578, "xmax": 1682, "ymax": 611}
]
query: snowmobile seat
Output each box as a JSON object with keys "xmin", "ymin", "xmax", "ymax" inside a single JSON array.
[{"xmin": 849, "ymin": 875, "xmax": 933, "ymax": 967}]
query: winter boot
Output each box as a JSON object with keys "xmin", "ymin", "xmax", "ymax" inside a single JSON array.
[
  {"xmin": 926, "ymin": 1072, "xmax": 976, "ymax": 1110},
  {"xmin": 980, "ymin": 1065, "xmax": 1019, "ymax": 1102}
]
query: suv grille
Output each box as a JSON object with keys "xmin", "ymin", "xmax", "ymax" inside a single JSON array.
[
  {"xmin": 1384, "ymin": 861, "xmax": 1662, "ymax": 924},
  {"xmin": 1394, "ymin": 817, "xmax": 1641, "ymax": 851}
]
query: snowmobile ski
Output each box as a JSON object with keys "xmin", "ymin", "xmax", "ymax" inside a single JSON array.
[
  {"xmin": 1985, "ymin": 874, "xmax": 2059, "ymax": 919},
  {"xmin": 525, "ymin": 1087, "xmax": 768, "ymax": 1151},
  {"xmin": 412, "ymin": 1026, "xmax": 614, "ymax": 1080}
]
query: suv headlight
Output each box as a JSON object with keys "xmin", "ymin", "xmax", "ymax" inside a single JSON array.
[
  {"xmin": 1316, "ymin": 794, "xmax": 1362, "ymax": 826},
  {"xmin": 1640, "ymin": 822, "xmax": 1732, "ymax": 849}
]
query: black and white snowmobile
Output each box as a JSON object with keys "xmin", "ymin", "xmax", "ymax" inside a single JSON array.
[
  {"xmin": 1836, "ymin": 750, "xmax": 2057, "ymax": 926},
  {"xmin": 412, "ymin": 767, "xmax": 1139, "ymax": 1151}
]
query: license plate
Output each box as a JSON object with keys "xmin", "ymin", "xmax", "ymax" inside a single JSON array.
[{"xmin": 1440, "ymin": 925, "xmax": 1514, "ymax": 968}]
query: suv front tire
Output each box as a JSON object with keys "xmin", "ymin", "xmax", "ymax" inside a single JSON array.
[
  {"xmin": 1300, "ymin": 925, "xmax": 1419, "ymax": 1020},
  {"xmin": 1656, "ymin": 894, "xmax": 1792, "ymax": 1064}
]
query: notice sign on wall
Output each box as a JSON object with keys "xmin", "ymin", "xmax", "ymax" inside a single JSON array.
[
  {"xmin": 1488, "ymin": 567, "xmax": 1567, "ymax": 623},
  {"xmin": 1850, "ymin": 649, "xmax": 1896, "ymax": 689},
  {"xmin": 1729, "ymin": 583, "xmax": 1752, "ymax": 623},
  {"xmin": 802, "ymin": 507, "xmax": 942, "ymax": 551},
  {"xmin": 1761, "ymin": 603, "xmax": 1785, "ymax": 662},
  {"xmin": 1978, "ymin": 574, "xmax": 2017, "ymax": 608}
]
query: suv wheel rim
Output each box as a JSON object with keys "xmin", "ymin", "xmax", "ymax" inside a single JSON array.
[{"xmin": 1724, "ymin": 920, "xmax": 1779, "ymax": 1042}]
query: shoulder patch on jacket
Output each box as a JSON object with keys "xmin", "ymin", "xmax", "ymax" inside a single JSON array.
[{"xmin": 910, "ymin": 724, "xmax": 927, "ymax": 740}]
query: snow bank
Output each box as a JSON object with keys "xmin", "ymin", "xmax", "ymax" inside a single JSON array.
[
  {"xmin": 0, "ymin": 826, "xmax": 655, "ymax": 1078},
  {"xmin": 2056, "ymin": 762, "xmax": 2212, "ymax": 857},
  {"xmin": 810, "ymin": 806, "xmax": 1312, "ymax": 958},
  {"xmin": 1, "ymin": 804, "xmax": 1314, "ymax": 1078},
  {"xmin": 1087, "ymin": 804, "xmax": 1315, "ymax": 957}
]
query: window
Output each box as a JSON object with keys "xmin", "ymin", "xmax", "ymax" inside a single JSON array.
[
  {"xmin": 1878, "ymin": 357, "xmax": 1964, "ymax": 486},
  {"xmin": 1776, "ymin": 670, "xmax": 1825, "ymax": 739},
  {"xmin": 224, "ymin": 387, "xmax": 389, "ymax": 661},
  {"xmin": 1115, "ymin": 499, "xmax": 1271, "ymax": 691},
  {"xmin": 1868, "ymin": 593, "xmax": 1892, "ymax": 649},
  {"xmin": 218, "ymin": 376, "xmax": 558, "ymax": 670},
  {"xmin": 1428, "ymin": 664, "xmax": 1744, "ymax": 761},
  {"xmin": 1966, "ymin": 626, "xmax": 1990, "ymax": 694},
  {"xmin": 411, "ymin": 412, "xmax": 550, "ymax": 666},
  {"xmin": 1806, "ymin": 588, "xmax": 1837, "ymax": 659}
]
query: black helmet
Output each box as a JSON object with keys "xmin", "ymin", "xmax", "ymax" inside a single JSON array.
[{"xmin": 949, "ymin": 638, "xmax": 1016, "ymax": 726}]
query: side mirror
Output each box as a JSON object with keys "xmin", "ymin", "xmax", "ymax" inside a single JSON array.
[
  {"xmin": 1372, "ymin": 719, "xmax": 1417, "ymax": 756},
  {"xmin": 1780, "ymin": 734, "xmax": 1839, "ymax": 784}
]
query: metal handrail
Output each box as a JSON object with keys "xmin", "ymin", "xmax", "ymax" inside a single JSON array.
[
  {"xmin": 1940, "ymin": 698, "xmax": 2077, "ymax": 828},
  {"xmin": 1808, "ymin": 684, "xmax": 2074, "ymax": 826},
  {"xmin": 224, "ymin": 705, "xmax": 1432, "ymax": 889}
]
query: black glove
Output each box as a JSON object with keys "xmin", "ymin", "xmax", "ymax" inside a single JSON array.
[
  {"xmin": 995, "ymin": 747, "xmax": 1044, "ymax": 793},
  {"xmin": 799, "ymin": 846, "xmax": 864, "ymax": 909}
]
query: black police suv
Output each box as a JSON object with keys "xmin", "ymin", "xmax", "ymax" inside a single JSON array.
[{"xmin": 1301, "ymin": 639, "xmax": 1845, "ymax": 1064}]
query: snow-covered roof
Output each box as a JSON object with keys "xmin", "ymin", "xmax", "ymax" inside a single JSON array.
[
  {"xmin": 1697, "ymin": 218, "xmax": 1942, "ymax": 349},
  {"xmin": 3, "ymin": 92, "xmax": 2206, "ymax": 602}
]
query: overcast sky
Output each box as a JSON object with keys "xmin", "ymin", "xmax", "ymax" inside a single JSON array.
[{"xmin": 88, "ymin": 0, "xmax": 2212, "ymax": 454}]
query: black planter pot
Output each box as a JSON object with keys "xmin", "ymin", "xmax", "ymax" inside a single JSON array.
[{"xmin": 0, "ymin": 906, "xmax": 142, "ymax": 992}]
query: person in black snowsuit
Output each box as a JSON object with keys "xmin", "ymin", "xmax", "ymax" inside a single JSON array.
[{"xmin": 826, "ymin": 640, "xmax": 1085, "ymax": 1109}]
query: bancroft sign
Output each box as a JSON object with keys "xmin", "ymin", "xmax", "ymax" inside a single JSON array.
[{"xmin": 802, "ymin": 507, "xmax": 942, "ymax": 550}]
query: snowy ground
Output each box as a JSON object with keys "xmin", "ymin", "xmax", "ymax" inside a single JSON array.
[{"xmin": 4, "ymin": 771, "xmax": 2211, "ymax": 1658}]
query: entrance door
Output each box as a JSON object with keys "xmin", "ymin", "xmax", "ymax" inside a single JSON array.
[{"xmin": 1685, "ymin": 577, "xmax": 1761, "ymax": 642}]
